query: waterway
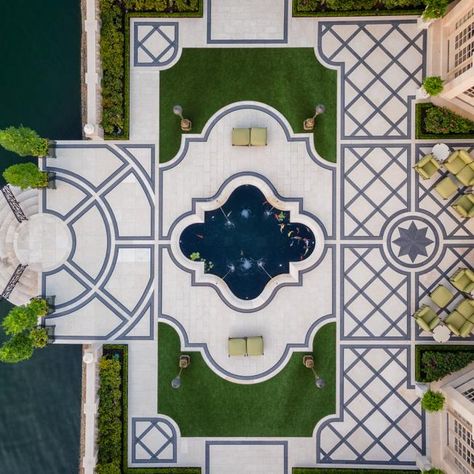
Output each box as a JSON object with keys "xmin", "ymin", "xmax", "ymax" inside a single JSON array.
[{"xmin": 0, "ymin": 1, "xmax": 82, "ymax": 472}]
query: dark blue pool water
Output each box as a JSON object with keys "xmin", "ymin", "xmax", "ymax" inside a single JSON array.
[{"xmin": 179, "ymin": 185, "xmax": 315, "ymax": 300}]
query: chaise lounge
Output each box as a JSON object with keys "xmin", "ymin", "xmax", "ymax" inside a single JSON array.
[
  {"xmin": 228, "ymin": 336, "xmax": 264, "ymax": 356},
  {"xmin": 232, "ymin": 128, "xmax": 267, "ymax": 146}
]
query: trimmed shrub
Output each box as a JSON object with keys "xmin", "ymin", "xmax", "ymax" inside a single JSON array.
[
  {"xmin": 421, "ymin": 390, "xmax": 445, "ymax": 412},
  {"xmin": 420, "ymin": 349, "xmax": 474, "ymax": 382},
  {"xmin": 27, "ymin": 297, "xmax": 49, "ymax": 317},
  {"xmin": 2, "ymin": 305, "xmax": 37, "ymax": 336},
  {"xmin": 425, "ymin": 105, "xmax": 474, "ymax": 135},
  {"xmin": 383, "ymin": 0, "xmax": 423, "ymax": 7},
  {"xmin": 95, "ymin": 463, "xmax": 121, "ymax": 474},
  {"xmin": 423, "ymin": 0, "xmax": 449, "ymax": 19},
  {"xmin": 97, "ymin": 357, "xmax": 122, "ymax": 467},
  {"xmin": 0, "ymin": 333, "xmax": 34, "ymax": 363},
  {"xmin": 325, "ymin": 0, "xmax": 378, "ymax": 11},
  {"xmin": 423, "ymin": 76, "xmax": 444, "ymax": 96},
  {"xmin": 0, "ymin": 126, "xmax": 49, "ymax": 157},
  {"xmin": 99, "ymin": 0, "xmax": 202, "ymax": 139},
  {"xmin": 30, "ymin": 328, "xmax": 49, "ymax": 348},
  {"xmin": 423, "ymin": 469, "xmax": 445, "ymax": 474},
  {"xmin": 3, "ymin": 163, "xmax": 48, "ymax": 189},
  {"xmin": 294, "ymin": 0, "xmax": 425, "ymax": 14}
]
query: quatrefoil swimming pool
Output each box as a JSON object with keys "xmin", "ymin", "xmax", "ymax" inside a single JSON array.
[{"xmin": 179, "ymin": 185, "xmax": 316, "ymax": 300}]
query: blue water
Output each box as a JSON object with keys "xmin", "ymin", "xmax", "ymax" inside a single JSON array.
[
  {"xmin": 180, "ymin": 185, "xmax": 315, "ymax": 299},
  {"xmin": 0, "ymin": 1, "xmax": 82, "ymax": 472}
]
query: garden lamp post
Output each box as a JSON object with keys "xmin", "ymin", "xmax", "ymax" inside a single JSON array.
[
  {"xmin": 303, "ymin": 355, "xmax": 325, "ymax": 389},
  {"xmin": 173, "ymin": 104, "xmax": 192, "ymax": 132},
  {"xmin": 303, "ymin": 104, "xmax": 325, "ymax": 131},
  {"xmin": 171, "ymin": 354, "xmax": 191, "ymax": 389}
]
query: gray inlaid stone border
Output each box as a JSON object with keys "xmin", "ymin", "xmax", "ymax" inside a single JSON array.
[
  {"xmin": 132, "ymin": 417, "xmax": 177, "ymax": 463},
  {"xmin": 134, "ymin": 22, "xmax": 179, "ymax": 67},
  {"xmin": 205, "ymin": 440, "xmax": 288, "ymax": 474},
  {"xmin": 206, "ymin": 0, "xmax": 289, "ymax": 45}
]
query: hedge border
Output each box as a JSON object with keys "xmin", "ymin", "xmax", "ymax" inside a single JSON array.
[
  {"xmin": 415, "ymin": 102, "xmax": 474, "ymax": 140},
  {"xmin": 101, "ymin": 3, "xmax": 203, "ymax": 140},
  {"xmin": 293, "ymin": 469, "xmax": 417, "ymax": 473},
  {"xmin": 101, "ymin": 344, "xmax": 201, "ymax": 474},
  {"xmin": 292, "ymin": 1, "xmax": 423, "ymax": 17},
  {"xmin": 415, "ymin": 344, "xmax": 474, "ymax": 382}
]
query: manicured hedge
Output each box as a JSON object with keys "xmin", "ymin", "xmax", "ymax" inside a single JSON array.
[
  {"xmin": 415, "ymin": 344, "xmax": 474, "ymax": 383},
  {"xmin": 293, "ymin": 469, "xmax": 417, "ymax": 473},
  {"xmin": 97, "ymin": 345, "xmax": 201, "ymax": 473},
  {"xmin": 415, "ymin": 103, "xmax": 474, "ymax": 139},
  {"xmin": 99, "ymin": 0, "xmax": 203, "ymax": 139},
  {"xmin": 293, "ymin": 0, "xmax": 424, "ymax": 16}
]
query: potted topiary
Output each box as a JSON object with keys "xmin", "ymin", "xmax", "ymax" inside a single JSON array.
[
  {"xmin": 3, "ymin": 163, "xmax": 49, "ymax": 189},
  {"xmin": 421, "ymin": 390, "xmax": 445, "ymax": 412},
  {"xmin": 422, "ymin": 76, "xmax": 444, "ymax": 96}
]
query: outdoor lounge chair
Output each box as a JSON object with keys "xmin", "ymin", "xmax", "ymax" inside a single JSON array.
[
  {"xmin": 413, "ymin": 154, "xmax": 440, "ymax": 180},
  {"xmin": 456, "ymin": 162, "xmax": 474, "ymax": 187},
  {"xmin": 451, "ymin": 194, "xmax": 474, "ymax": 218},
  {"xmin": 434, "ymin": 176, "xmax": 458, "ymax": 200},
  {"xmin": 456, "ymin": 299, "xmax": 474, "ymax": 321},
  {"xmin": 228, "ymin": 337, "xmax": 247, "ymax": 356},
  {"xmin": 232, "ymin": 128, "xmax": 250, "ymax": 146},
  {"xmin": 430, "ymin": 284, "xmax": 454, "ymax": 308},
  {"xmin": 444, "ymin": 150, "xmax": 473, "ymax": 174},
  {"xmin": 450, "ymin": 267, "xmax": 474, "ymax": 294},
  {"xmin": 413, "ymin": 305, "xmax": 440, "ymax": 332},
  {"xmin": 444, "ymin": 310, "xmax": 474, "ymax": 337},
  {"xmin": 250, "ymin": 128, "xmax": 267, "ymax": 146},
  {"xmin": 246, "ymin": 336, "xmax": 264, "ymax": 356}
]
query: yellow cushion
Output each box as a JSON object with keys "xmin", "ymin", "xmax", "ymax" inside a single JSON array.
[
  {"xmin": 232, "ymin": 128, "xmax": 250, "ymax": 146},
  {"xmin": 250, "ymin": 128, "xmax": 267, "ymax": 146},
  {"xmin": 228, "ymin": 338, "xmax": 246, "ymax": 356},
  {"xmin": 247, "ymin": 336, "xmax": 264, "ymax": 356}
]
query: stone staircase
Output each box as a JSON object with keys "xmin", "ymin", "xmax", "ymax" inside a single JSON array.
[{"xmin": 0, "ymin": 186, "xmax": 39, "ymax": 306}]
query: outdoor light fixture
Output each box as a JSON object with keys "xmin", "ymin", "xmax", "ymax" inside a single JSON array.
[
  {"xmin": 171, "ymin": 354, "xmax": 191, "ymax": 389},
  {"xmin": 303, "ymin": 104, "xmax": 326, "ymax": 131},
  {"xmin": 303, "ymin": 355, "xmax": 325, "ymax": 389},
  {"xmin": 173, "ymin": 104, "xmax": 192, "ymax": 132}
]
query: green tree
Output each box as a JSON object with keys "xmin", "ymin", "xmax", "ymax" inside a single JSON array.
[
  {"xmin": 3, "ymin": 162, "xmax": 48, "ymax": 189},
  {"xmin": 423, "ymin": 0, "xmax": 449, "ymax": 19},
  {"xmin": 421, "ymin": 390, "xmax": 445, "ymax": 412},
  {"xmin": 0, "ymin": 126, "xmax": 49, "ymax": 157},
  {"xmin": 27, "ymin": 297, "xmax": 49, "ymax": 317},
  {"xmin": 0, "ymin": 333, "xmax": 34, "ymax": 363},
  {"xmin": 2, "ymin": 305, "xmax": 37, "ymax": 336},
  {"xmin": 423, "ymin": 76, "xmax": 444, "ymax": 96},
  {"xmin": 30, "ymin": 327, "xmax": 49, "ymax": 348}
]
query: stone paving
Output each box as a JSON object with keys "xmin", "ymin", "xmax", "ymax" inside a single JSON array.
[{"xmin": 35, "ymin": 5, "xmax": 474, "ymax": 473}]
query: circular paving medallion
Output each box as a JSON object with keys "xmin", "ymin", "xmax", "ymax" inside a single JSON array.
[
  {"xmin": 384, "ymin": 213, "xmax": 442, "ymax": 271},
  {"xmin": 14, "ymin": 213, "xmax": 72, "ymax": 272}
]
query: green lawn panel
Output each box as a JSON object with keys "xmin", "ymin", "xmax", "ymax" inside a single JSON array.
[
  {"xmin": 158, "ymin": 322, "xmax": 336, "ymax": 437},
  {"xmin": 160, "ymin": 48, "xmax": 337, "ymax": 164}
]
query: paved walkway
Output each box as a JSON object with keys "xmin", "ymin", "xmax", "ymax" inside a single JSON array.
[{"xmin": 38, "ymin": 7, "xmax": 474, "ymax": 473}]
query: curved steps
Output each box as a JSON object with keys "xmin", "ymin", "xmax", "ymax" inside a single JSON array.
[{"xmin": 0, "ymin": 186, "xmax": 40, "ymax": 306}]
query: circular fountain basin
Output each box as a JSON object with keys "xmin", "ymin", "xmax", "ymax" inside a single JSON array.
[{"xmin": 14, "ymin": 213, "xmax": 72, "ymax": 272}]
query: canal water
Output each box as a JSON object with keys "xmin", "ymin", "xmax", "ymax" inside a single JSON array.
[{"xmin": 0, "ymin": 1, "xmax": 82, "ymax": 472}]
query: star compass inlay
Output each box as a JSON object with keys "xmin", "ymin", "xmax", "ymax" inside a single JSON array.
[{"xmin": 393, "ymin": 221, "xmax": 434, "ymax": 263}]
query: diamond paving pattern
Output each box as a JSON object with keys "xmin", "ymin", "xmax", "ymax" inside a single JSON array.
[
  {"xmin": 416, "ymin": 144, "xmax": 474, "ymax": 239},
  {"xmin": 342, "ymin": 146, "xmax": 409, "ymax": 238},
  {"xmin": 415, "ymin": 245, "xmax": 474, "ymax": 340},
  {"xmin": 134, "ymin": 22, "xmax": 178, "ymax": 67},
  {"xmin": 132, "ymin": 418, "xmax": 177, "ymax": 463},
  {"xmin": 318, "ymin": 347, "xmax": 424, "ymax": 465},
  {"xmin": 342, "ymin": 246, "xmax": 409, "ymax": 339},
  {"xmin": 319, "ymin": 21, "xmax": 425, "ymax": 138}
]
